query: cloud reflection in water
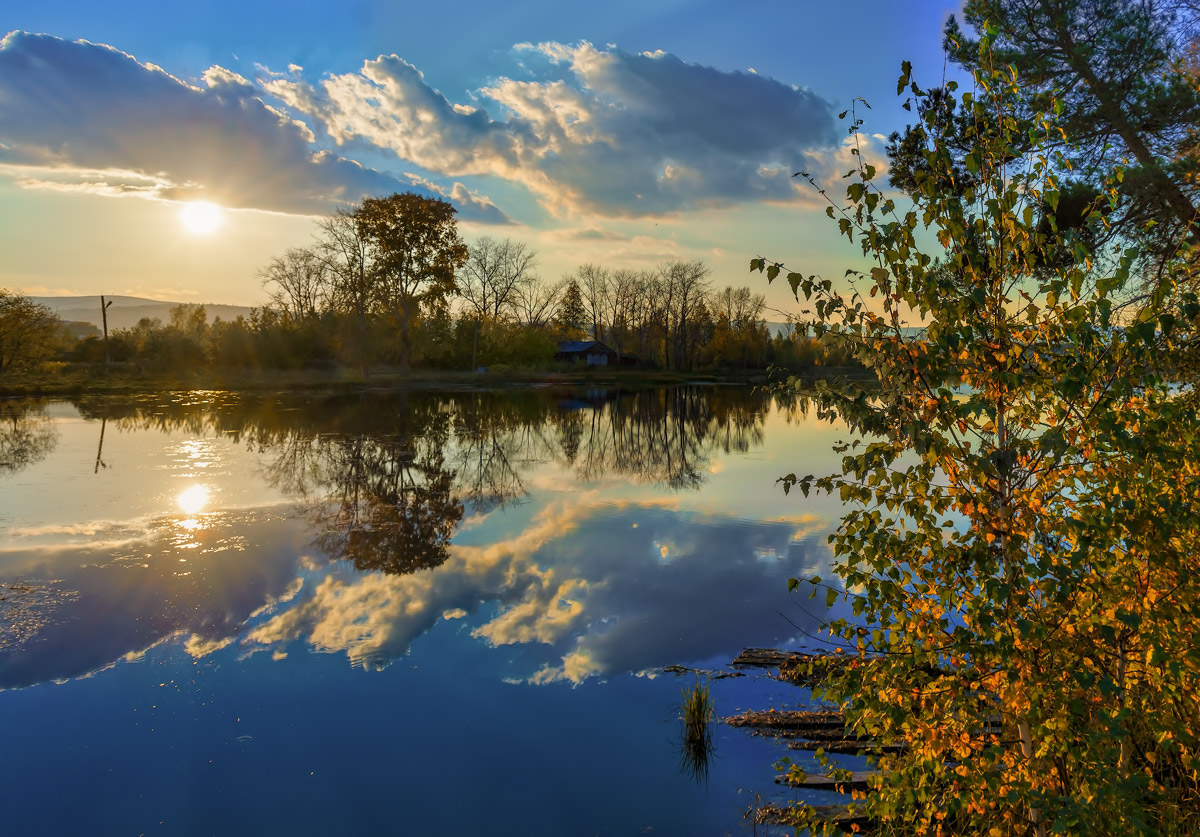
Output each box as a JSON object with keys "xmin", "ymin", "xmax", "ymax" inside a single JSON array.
[
  {"xmin": 243, "ymin": 500, "xmax": 833, "ymax": 681},
  {"xmin": 0, "ymin": 388, "xmax": 842, "ymax": 690}
]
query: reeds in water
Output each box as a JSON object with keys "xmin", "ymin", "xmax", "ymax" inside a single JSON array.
[{"xmin": 679, "ymin": 678, "xmax": 716, "ymax": 784}]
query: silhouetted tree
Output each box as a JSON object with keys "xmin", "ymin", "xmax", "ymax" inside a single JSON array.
[
  {"xmin": 354, "ymin": 193, "xmax": 468, "ymax": 374},
  {"xmin": 0, "ymin": 291, "xmax": 62, "ymax": 373},
  {"xmin": 554, "ymin": 279, "xmax": 589, "ymax": 339}
]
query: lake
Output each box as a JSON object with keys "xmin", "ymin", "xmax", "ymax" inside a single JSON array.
[{"xmin": 0, "ymin": 387, "xmax": 858, "ymax": 836}]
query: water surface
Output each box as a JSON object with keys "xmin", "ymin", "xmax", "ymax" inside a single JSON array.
[{"xmin": 0, "ymin": 388, "xmax": 854, "ymax": 835}]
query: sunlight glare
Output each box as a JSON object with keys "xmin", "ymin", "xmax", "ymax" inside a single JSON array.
[
  {"xmin": 179, "ymin": 201, "xmax": 224, "ymax": 235},
  {"xmin": 177, "ymin": 484, "xmax": 211, "ymax": 515}
]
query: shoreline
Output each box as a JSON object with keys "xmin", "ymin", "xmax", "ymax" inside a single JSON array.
[{"xmin": 0, "ymin": 365, "xmax": 874, "ymax": 397}]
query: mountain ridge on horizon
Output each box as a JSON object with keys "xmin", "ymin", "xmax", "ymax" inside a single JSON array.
[{"xmin": 32, "ymin": 295, "xmax": 258, "ymax": 333}]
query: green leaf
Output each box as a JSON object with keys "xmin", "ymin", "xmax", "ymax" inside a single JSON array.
[{"xmin": 787, "ymin": 272, "xmax": 805, "ymax": 300}]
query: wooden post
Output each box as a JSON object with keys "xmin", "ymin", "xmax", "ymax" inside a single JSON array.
[
  {"xmin": 100, "ymin": 295, "xmax": 114, "ymax": 369},
  {"xmin": 94, "ymin": 415, "xmax": 107, "ymax": 474}
]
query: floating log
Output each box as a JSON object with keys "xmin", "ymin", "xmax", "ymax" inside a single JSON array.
[
  {"xmin": 787, "ymin": 738, "xmax": 905, "ymax": 755},
  {"xmin": 730, "ymin": 647, "xmax": 816, "ymax": 668},
  {"xmin": 775, "ymin": 769, "xmax": 876, "ymax": 792},
  {"xmin": 750, "ymin": 802, "xmax": 873, "ymax": 833},
  {"xmin": 724, "ymin": 708, "xmax": 846, "ymax": 738},
  {"xmin": 729, "ymin": 647, "xmax": 853, "ymax": 686}
]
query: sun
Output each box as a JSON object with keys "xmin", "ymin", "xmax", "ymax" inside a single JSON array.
[{"xmin": 179, "ymin": 201, "xmax": 224, "ymax": 235}]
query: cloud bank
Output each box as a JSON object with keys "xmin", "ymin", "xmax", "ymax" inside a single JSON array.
[
  {"xmin": 268, "ymin": 41, "xmax": 840, "ymax": 216},
  {"xmin": 0, "ymin": 30, "xmax": 841, "ymax": 224},
  {"xmin": 0, "ymin": 31, "xmax": 507, "ymax": 222}
]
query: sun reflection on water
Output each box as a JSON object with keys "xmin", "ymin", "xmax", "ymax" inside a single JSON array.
[{"xmin": 177, "ymin": 484, "xmax": 210, "ymax": 515}]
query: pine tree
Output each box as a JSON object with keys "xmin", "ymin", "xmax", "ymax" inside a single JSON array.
[{"xmin": 554, "ymin": 279, "xmax": 588, "ymax": 340}]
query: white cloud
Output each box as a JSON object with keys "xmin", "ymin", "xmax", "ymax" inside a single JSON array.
[
  {"xmin": 0, "ymin": 31, "xmax": 509, "ymax": 222},
  {"xmin": 263, "ymin": 40, "xmax": 841, "ymax": 218},
  {"xmin": 0, "ymin": 31, "xmax": 847, "ymax": 225}
]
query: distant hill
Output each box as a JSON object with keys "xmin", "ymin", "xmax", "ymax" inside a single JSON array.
[
  {"xmin": 33, "ymin": 295, "xmax": 256, "ymax": 332},
  {"xmin": 765, "ymin": 320, "xmax": 801, "ymax": 338}
]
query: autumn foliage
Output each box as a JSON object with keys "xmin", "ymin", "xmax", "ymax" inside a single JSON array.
[{"xmin": 757, "ymin": 35, "xmax": 1200, "ymax": 836}]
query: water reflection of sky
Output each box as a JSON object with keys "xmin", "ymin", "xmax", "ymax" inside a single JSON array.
[{"xmin": 0, "ymin": 392, "xmax": 858, "ymax": 835}]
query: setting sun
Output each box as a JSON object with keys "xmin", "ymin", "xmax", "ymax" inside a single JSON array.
[{"xmin": 178, "ymin": 201, "xmax": 223, "ymax": 235}]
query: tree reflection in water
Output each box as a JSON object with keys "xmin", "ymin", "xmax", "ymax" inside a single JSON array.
[
  {"xmin": 0, "ymin": 401, "xmax": 74, "ymax": 654},
  {"xmin": 71, "ymin": 387, "xmax": 777, "ymax": 576},
  {"xmin": 0, "ymin": 399, "xmax": 58, "ymax": 475},
  {"xmin": 308, "ymin": 396, "xmax": 464, "ymax": 575}
]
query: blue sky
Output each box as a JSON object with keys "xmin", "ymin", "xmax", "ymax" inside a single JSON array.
[{"xmin": 0, "ymin": 1, "xmax": 966, "ymax": 308}]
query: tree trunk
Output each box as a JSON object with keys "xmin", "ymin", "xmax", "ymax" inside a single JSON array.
[{"xmin": 1057, "ymin": 22, "xmax": 1197, "ymax": 229}]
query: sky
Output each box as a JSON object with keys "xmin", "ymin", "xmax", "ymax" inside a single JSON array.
[{"xmin": 0, "ymin": 1, "xmax": 967, "ymax": 310}]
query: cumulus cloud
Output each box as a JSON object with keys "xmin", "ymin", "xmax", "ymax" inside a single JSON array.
[
  {"xmin": 0, "ymin": 31, "xmax": 508, "ymax": 222},
  {"xmin": 265, "ymin": 40, "xmax": 840, "ymax": 217},
  {"xmin": 0, "ymin": 31, "xmax": 846, "ymax": 223}
]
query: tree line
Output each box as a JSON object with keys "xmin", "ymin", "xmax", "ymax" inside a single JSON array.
[
  {"xmin": 0, "ymin": 193, "xmax": 858, "ymax": 378},
  {"xmin": 251, "ymin": 194, "xmax": 810, "ymax": 374}
]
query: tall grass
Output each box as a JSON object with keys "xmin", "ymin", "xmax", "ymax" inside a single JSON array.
[{"xmin": 679, "ymin": 678, "xmax": 716, "ymax": 784}]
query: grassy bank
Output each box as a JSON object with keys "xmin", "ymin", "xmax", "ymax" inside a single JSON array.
[{"xmin": 0, "ymin": 364, "xmax": 843, "ymax": 397}]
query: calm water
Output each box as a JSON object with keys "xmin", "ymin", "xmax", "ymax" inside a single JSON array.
[{"xmin": 0, "ymin": 387, "xmax": 857, "ymax": 836}]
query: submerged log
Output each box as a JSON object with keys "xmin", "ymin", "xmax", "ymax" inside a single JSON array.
[
  {"xmin": 724, "ymin": 708, "xmax": 846, "ymax": 738},
  {"xmin": 775, "ymin": 769, "xmax": 876, "ymax": 792},
  {"xmin": 750, "ymin": 802, "xmax": 873, "ymax": 833},
  {"xmin": 787, "ymin": 738, "xmax": 905, "ymax": 754},
  {"xmin": 729, "ymin": 646, "xmax": 854, "ymax": 687},
  {"xmin": 660, "ymin": 663, "xmax": 745, "ymax": 679}
]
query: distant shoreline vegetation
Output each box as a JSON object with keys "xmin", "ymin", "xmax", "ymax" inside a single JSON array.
[
  {"xmin": 3, "ymin": 194, "xmax": 867, "ymax": 393},
  {"xmin": 0, "ymin": 292, "xmax": 867, "ymax": 397}
]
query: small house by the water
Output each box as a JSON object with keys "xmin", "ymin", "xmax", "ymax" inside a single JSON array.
[{"xmin": 555, "ymin": 340, "xmax": 637, "ymax": 367}]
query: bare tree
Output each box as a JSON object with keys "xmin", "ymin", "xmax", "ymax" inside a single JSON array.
[
  {"xmin": 568, "ymin": 264, "xmax": 610, "ymax": 342},
  {"xmin": 260, "ymin": 246, "xmax": 333, "ymax": 321},
  {"xmin": 458, "ymin": 237, "xmax": 538, "ymax": 322},
  {"xmin": 316, "ymin": 209, "xmax": 372, "ymax": 375},
  {"xmin": 513, "ymin": 275, "xmax": 561, "ymax": 329},
  {"xmin": 601, "ymin": 268, "xmax": 643, "ymax": 360},
  {"xmin": 630, "ymin": 270, "xmax": 668, "ymax": 364},
  {"xmin": 658, "ymin": 260, "xmax": 710, "ymax": 370},
  {"xmin": 712, "ymin": 286, "xmax": 766, "ymax": 329}
]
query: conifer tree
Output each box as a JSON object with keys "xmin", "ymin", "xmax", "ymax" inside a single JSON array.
[{"xmin": 554, "ymin": 279, "xmax": 588, "ymax": 340}]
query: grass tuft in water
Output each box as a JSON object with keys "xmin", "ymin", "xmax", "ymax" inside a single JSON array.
[{"xmin": 678, "ymin": 677, "xmax": 716, "ymax": 784}]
